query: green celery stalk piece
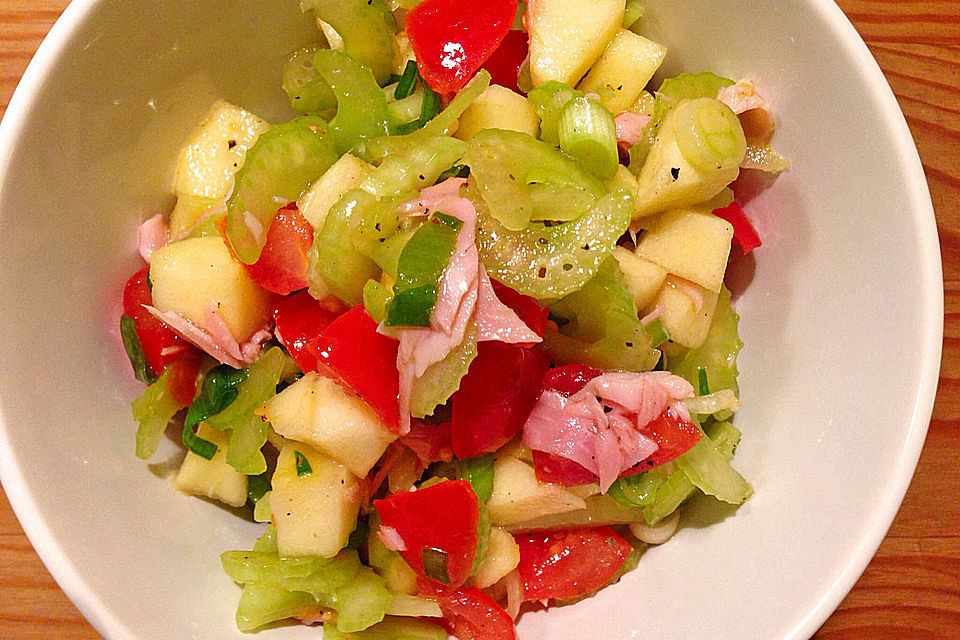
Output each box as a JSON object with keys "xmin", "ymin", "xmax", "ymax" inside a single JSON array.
[
  {"xmin": 556, "ymin": 96, "xmax": 619, "ymax": 180},
  {"xmin": 361, "ymin": 135, "xmax": 467, "ymax": 199},
  {"xmin": 307, "ymin": 189, "xmax": 382, "ymax": 307},
  {"xmin": 254, "ymin": 525, "xmax": 279, "ymax": 553},
  {"xmin": 323, "ymin": 617, "xmax": 448, "ymax": 640},
  {"xmin": 463, "ymin": 128, "xmax": 605, "ymax": 230},
  {"xmin": 362, "ymin": 279, "xmax": 393, "ymax": 324},
  {"xmin": 456, "ymin": 454, "xmax": 495, "ymax": 502},
  {"xmin": 373, "ymin": 228, "xmax": 416, "ymax": 277},
  {"xmin": 282, "ymin": 46, "xmax": 337, "ymax": 114},
  {"xmin": 120, "ymin": 314, "xmax": 156, "ymax": 383},
  {"xmin": 675, "ymin": 421, "xmax": 752, "ymax": 505},
  {"xmin": 641, "ymin": 421, "xmax": 743, "ymax": 523},
  {"xmin": 235, "ymin": 584, "xmax": 316, "ymax": 632},
  {"xmin": 300, "ymin": 0, "xmax": 397, "ymax": 85},
  {"xmin": 386, "ymin": 214, "xmax": 462, "ymax": 327},
  {"xmin": 333, "ymin": 567, "xmax": 392, "ymax": 633},
  {"xmin": 473, "ymin": 171, "xmax": 633, "ymax": 300},
  {"xmin": 253, "ymin": 491, "xmax": 272, "ymax": 523},
  {"xmin": 409, "ymin": 323, "xmax": 478, "ymax": 418},
  {"xmin": 526, "ymin": 80, "xmax": 584, "ymax": 146},
  {"xmin": 606, "ymin": 462, "xmax": 677, "ymax": 507},
  {"xmin": 544, "ymin": 257, "xmax": 660, "ymax": 372},
  {"xmin": 207, "ymin": 347, "xmax": 284, "ymax": 475},
  {"xmin": 471, "ymin": 502, "xmax": 491, "ymax": 576},
  {"xmin": 314, "ymin": 49, "xmax": 393, "ymax": 155},
  {"xmin": 668, "ymin": 286, "xmax": 742, "ymax": 395},
  {"xmin": 225, "ymin": 116, "xmax": 338, "ymax": 264},
  {"xmin": 358, "ymin": 71, "xmax": 490, "ymax": 164},
  {"xmin": 657, "ymin": 71, "xmax": 734, "ymax": 103},
  {"xmin": 131, "ymin": 368, "xmax": 181, "ymax": 460}
]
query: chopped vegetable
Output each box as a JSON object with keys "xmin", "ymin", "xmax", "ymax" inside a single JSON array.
[
  {"xmin": 299, "ymin": 0, "xmax": 398, "ymax": 85},
  {"xmin": 712, "ymin": 201, "xmax": 762, "ymax": 253},
  {"xmin": 556, "ymin": 96, "xmax": 619, "ymax": 180}
]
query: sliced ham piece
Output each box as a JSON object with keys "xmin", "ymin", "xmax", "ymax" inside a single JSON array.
[
  {"xmin": 718, "ymin": 78, "xmax": 776, "ymax": 146},
  {"xmin": 523, "ymin": 371, "xmax": 694, "ymax": 491},
  {"xmin": 614, "ymin": 111, "xmax": 651, "ymax": 153},
  {"xmin": 391, "ymin": 179, "xmax": 540, "ymax": 431},
  {"xmin": 138, "ymin": 213, "xmax": 168, "ymax": 261},
  {"xmin": 143, "ymin": 304, "xmax": 271, "ymax": 369}
]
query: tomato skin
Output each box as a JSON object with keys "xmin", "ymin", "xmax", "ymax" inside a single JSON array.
[
  {"xmin": 272, "ymin": 291, "xmax": 342, "ymax": 373},
  {"xmin": 418, "ymin": 579, "xmax": 517, "ymax": 640},
  {"xmin": 623, "ymin": 407, "xmax": 703, "ymax": 472},
  {"xmin": 219, "ymin": 203, "xmax": 313, "ymax": 295},
  {"xmin": 541, "ymin": 363, "xmax": 602, "ymax": 397},
  {"xmin": 406, "ymin": 0, "xmax": 518, "ymax": 94},
  {"xmin": 514, "ymin": 526, "xmax": 632, "ymax": 602},
  {"xmin": 481, "ymin": 30, "xmax": 529, "ymax": 94},
  {"xmin": 122, "ymin": 267, "xmax": 195, "ymax": 375},
  {"xmin": 309, "ymin": 305, "xmax": 401, "ymax": 431},
  {"xmin": 532, "ymin": 450, "xmax": 597, "ymax": 485},
  {"xmin": 712, "ymin": 201, "xmax": 761, "ymax": 254},
  {"xmin": 375, "ymin": 480, "xmax": 480, "ymax": 588},
  {"xmin": 490, "ymin": 279, "xmax": 548, "ymax": 340},
  {"xmin": 450, "ymin": 343, "xmax": 551, "ymax": 458},
  {"xmin": 164, "ymin": 350, "xmax": 203, "ymax": 407}
]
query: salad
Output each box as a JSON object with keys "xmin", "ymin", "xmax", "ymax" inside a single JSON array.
[{"xmin": 119, "ymin": 0, "xmax": 789, "ymax": 637}]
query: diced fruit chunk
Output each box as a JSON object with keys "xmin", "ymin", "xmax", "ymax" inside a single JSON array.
[
  {"xmin": 652, "ymin": 276, "xmax": 719, "ymax": 349},
  {"xmin": 486, "ymin": 456, "xmax": 586, "ymax": 526},
  {"xmin": 175, "ymin": 100, "xmax": 269, "ymax": 199},
  {"xmin": 527, "ymin": 0, "xmax": 625, "ymax": 88},
  {"xmin": 262, "ymin": 372, "xmax": 398, "ymax": 478},
  {"xmin": 577, "ymin": 30, "xmax": 666, "ymax": 114},
  {"xmin": 297, "ymin": 153, "xmax": 371, "ymax": 231},
  {"xmin": 612, "ymin": 246, "xmax": 667, "ymax": 311},
  {"xmin": 271, "ymin": 442, "xmax": 360, "ymax": 557},
  {"xmin": 636, "ymin": 209, "xmax": 734, "ymax": 292},
  {"xmin": 173, "ymin": 423, "xmax": 248, "ymax": 507},
  {"xmin": 149, "ymin": 235, "xmax": 272, "ymax": 342},
  {"xmin": 469, "ymin": 527, "xmax": 520, "ymax": 589},
  {"xmin": 454, "ymin": 85, "xmax": 540, "ymax": 141}
]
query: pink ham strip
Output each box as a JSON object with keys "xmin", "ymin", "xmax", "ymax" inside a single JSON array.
[
  {"xmin": 718, "ymin": 78, "xmax": 776, "ymax": 146},
  {"xmin": 138, "ymin": 213, "xmax": 168, "ymax": 261},
  {"xmin": 614, "ymin": 111, "xmax": 651, "ymax": 149},
  {"xmin": 377, "ymin": 525, "xmax": 407, "ymax": 552},
  {"xmin": 640, "ymin": 303, "xmax": 665, "ymax": 326},
  {"xmin": 391, "ymin": 179, "xmax": 539, "ymax": 431},
  {"xmin": 523, "ymin": 371, "xmax": 694, "ymax": 490},
  {"xmin": 143, "ymin": 304, "xmax": 272, "ymax": 369}
]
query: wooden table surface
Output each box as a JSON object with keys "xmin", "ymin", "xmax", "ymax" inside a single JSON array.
[{"xmin": 1, "ymin": 1, "xmax": 958, "ymax": 638}]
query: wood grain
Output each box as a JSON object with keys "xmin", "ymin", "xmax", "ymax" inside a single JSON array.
[{"xmin": 0, "ymin": 1, "xmax": 958, "ymax": 638}]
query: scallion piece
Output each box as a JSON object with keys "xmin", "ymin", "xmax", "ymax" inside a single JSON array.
[
  {"xmin": 395, "ymin": 60, "xmax": 419, "ymax": 99},
  {"xmin": 294, "ymin": 451, "xmax": 313, "ymax": 476},
  {"xmin": 456, "ymin": 454, "xmax": 495, "ymax": 502},
  {"xmin": 419, "ymin": 86, "xmax": 441, "ymax": 123},
  {"xmin": 120, "ymin": 314, "xmax": 156, "ymax": 383},
  {"xmin": 182, "ymin": 422, "xmax": 218, "ymax": 460},
  {"xmin": 645, "ymin": 317, "xmax": 670, "ymax": 348},
  {"xmin": 438, "ymin": 164, "xmax": 470, "ymax": 181},
  {"xmin": 623, "ymin": 0, "xmax": 645, "ymax": 29},
  {"xmin": 421, "ymin": 548, "xmax": 450, "ymax": 584},
  {"xmin": 248, "ymin": 471, "xmax": 272, "ymax": 504},
  {"xmin": 698, "ymin": 367, "xmax": 710, "ymax": 396},
  {"xmin": 557, "ymin": 96, "xmax": 619, "ymax": 180}
]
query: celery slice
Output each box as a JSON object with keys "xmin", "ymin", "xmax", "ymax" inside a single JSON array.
[
  {"xmin": 131, "ymin": 368, "xmax": 181, "ymax": 460},
  {"xmin": 363, "ymin": 279, "xmax": 393, "ymax": 324},
  {"xmin": 657, "ymin": 71, "xmax": 734, "ymax": 103},
  {"xmin": 544, "ymin": 257, "xmax": 660, "ymax": 371},
  {"xmin": 314, "ymin": 49, "xmax": 392, "ymax": 155},
  {"xmin": 473, "ymin": 175, "xmax": 632, "ymax": 300},
  {"xmin": 607, "ymin": 462, "xmax": 677, "ymax": 507},
  {"xmin": 464, "ymin": 129, "xmax": 605, "ymax": 230},
  {"xmin": 527, "ymin": 81, "xmax": 584, "ymax": 146},
  {"xmin": 557, "ymin": 96, "xmax": 619, "ymax": 180},
  {"xmin": 299, "ymin": 0, "xmax": 397, "ymax": 85},
  {"xmin": 409, "ymin": 323, "xmax": 478, "ymax": 418},
  {"xmin": 373, "ymin": 228, "xmax": 415, "ymax": 278},
  {"xmin": 207, "ymin": 347, "xmax": 284, "ymax": 475},
  {"xmin": 456, "ymin": 454, "xmax": 495, "ymax": 502},
  {"xmin": 675, "ymin": 425, "xmax": 752, "ymax": 505},
  {"xmin": 668, "ymin": 286, "xmax": 742, "ymax": 395},
  {"xmin": 282, "ymin": 46, "xmax": 336, "ymax": 114},
  {"xmin": 324, "ymin": 617, "xmax": 448, "ymax": 640},
  {"xmin": 334, "ymin": 568, "xmax": 392, "ymax": 633},
  {"xmin": 225, "ymin": 117, "xmax": 338, "ymax": 264},
  {"xmin": 235, "ymin": 584, "xmax": 316, "ymax": 632}
]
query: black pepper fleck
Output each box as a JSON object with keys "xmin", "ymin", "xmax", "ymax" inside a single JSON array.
[{"xmin": 670, "ymin": 167, "xmax": 680, "ymax": 180}]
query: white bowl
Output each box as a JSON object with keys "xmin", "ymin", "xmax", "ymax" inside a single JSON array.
[{"xmin": 0, "ymin": 1, "xmax": 941, "ymax": 639}]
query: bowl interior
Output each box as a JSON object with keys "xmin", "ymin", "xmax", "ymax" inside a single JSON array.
[{"xmin": 0, "ymin": 1, "xmax": 940, "ymax": 639}]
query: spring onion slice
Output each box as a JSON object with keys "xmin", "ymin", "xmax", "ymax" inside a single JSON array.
[
  {"xmin": 294, "ymin": 451, "xmax": 313, "ymax": 476},
  {"xmin": 120, "ymin": 314, "xmax": 156, "ymax": 383},
  {"xmin": 698, "ymin": 368, "xmax": 710, "ymax": 396},
  {"xmin": 421, "ymin": 548, "xmax": 451, "ymax": 584},
  {"xmin": 557, "ymin": 96, "xmax": 619, "ymax": 180},
  {"xmin": 395, "ymin": 60, "xmax": 419, "ymax": 99}
]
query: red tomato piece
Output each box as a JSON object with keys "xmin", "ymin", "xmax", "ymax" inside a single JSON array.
[
  {"xmin": 712, "ymin": 201, "xmax": 761, "ymax": 254},
  {"xmin": 164, "ymin": 349, "xmax": 203, "ymax": 407},
  {"xmin": 406, "ymin": 0, "xmax": 518, "ymax": 94},
  {"xmin": 624, "ymin": 407, "xmax": 703, "ymax": 472},
  {"xmin": 309, "ymin": 305, "xmax": 401, "ymax": 431},
  {"xmin": 375, "ymin": 480, "xmax": 480, "ymax": 588},
  {"xmin": 481, "ymin": 30, "xmax": 529, "ymax": 94},
  {"xmin": 220, "ymin": 203, "xmax": 313, "ymax": 295},
  {"xmin": 418, "ymin": 580, "xmax": 517, "ymax": 640},
  {"xmin": 541, "ymin": 363, "xmax": 602, "ymax": 397},
  {"xmin": 400, "ymin": 420, "xmax": 453, "ymax": 466},
  {"xmin": 122, "ymin": 267, "xmax": 197, "ymax": 375},
  {"xmin": 531, "ymin": 450, "xmax": 597, "ymax": 485},
  {"xmin": 514, "ymin": 526, "xmax": 632, "ymax": 602},
  {"xmin": 490, "ymin": 279, "xmax": 548, "ymax": 340},
  {"xmin": 272, "ymin": 291, "xmax": 343, "ymax": 373},
  {"xmin": 450, "ymin": 343, "xmax": 550, "ymax": 459}
]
